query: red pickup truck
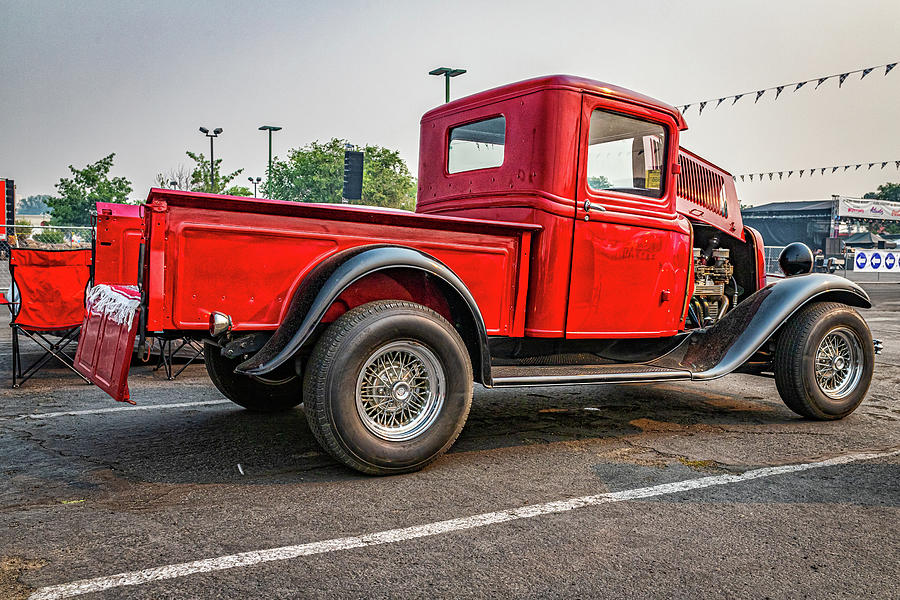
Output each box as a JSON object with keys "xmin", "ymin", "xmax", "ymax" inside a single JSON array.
[{"xmin": 77, "ymin": 75, "xmax": 877, "ymax": 475}]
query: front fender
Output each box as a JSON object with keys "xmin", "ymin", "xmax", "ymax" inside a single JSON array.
[
  {"xmin": 234, "ymin": 245, "xmax": 490, "ymax": 381},
  {"xmin": 650, "ymin": 274, "xmax": 870, "ymax": 380}
]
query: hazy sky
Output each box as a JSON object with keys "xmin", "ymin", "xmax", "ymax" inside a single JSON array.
[{"xmin": 1, "ymin": 0, "xmax": 898, "ymax": 206}]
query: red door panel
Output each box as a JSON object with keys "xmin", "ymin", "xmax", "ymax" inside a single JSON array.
[
  {"xmin": 565, "ymin": 93, "xmax": 691, "ymax": 338},
  {"xmin": 566, "ymin": 219, "xmax": 690, "ymax": 337}
]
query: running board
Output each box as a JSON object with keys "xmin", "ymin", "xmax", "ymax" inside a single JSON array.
[{"xmin": 489, "ymin": 364, "xmax": 692, "ymax": 387}]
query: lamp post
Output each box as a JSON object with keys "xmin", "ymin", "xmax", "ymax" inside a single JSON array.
[
  {"xmin": 429, "ymin": 67, "xmax": 466, "ymax": 103},
  {"xmin": 248, "ymin": 176, "xmax": 262, "ymax": 198},
  {"xmin": 258, "ymin": 125, "xmax": 282, "ymax": 182},
  {"xmin": 199, "ymin": 127, "xmax": 223, "ymax": 191}
]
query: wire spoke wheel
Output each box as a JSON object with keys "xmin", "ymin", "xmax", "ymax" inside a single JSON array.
[
  {"xmin": 355, "ymin": 340, "xmax": 445, "ymax": 441},
  {"xmin": 813, "ymin": 326, "xmax": 864, "ymax": 400}
]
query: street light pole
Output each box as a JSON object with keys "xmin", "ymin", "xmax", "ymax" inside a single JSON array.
[
  {"xmin": 248, "ymin": 176, "xmax": 261, "ymax": 198},
  {"xmin": 258, "ymin": 125, "xmax": 282, "ymax": 183},
  {"xmin": 199, "ymin": 127, "xmax": 223, "ymax": 191},
  {"xmin": 429, "ymin": 67, "xmax": 467, "ymax": 103}
]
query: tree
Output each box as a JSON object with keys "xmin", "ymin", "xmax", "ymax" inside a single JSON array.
[
  {"xmin": 587, "ymin": 175, "xmax": 611, "ymax": 190},
  {"xmin": 185, "ymin": 151, "xmax": 243, "ymax": 194},
  {"xmin": 46, "ymin": 154, "xmax": 132, "ymax": 226},
  {"xmin": 222, "ymin": 185, "xmax": 253, "ymax": 197},
  {"xmin": 155, "ymin": 165, "xmax": 192, "ymax": 190},
  {"xmin": 862, "ymin": 182, "xmax": 900, "ymax": 234},
  {"xmin": 17, "ymin": 194, "xmax": 51, "ymax": 215},
  {"xmin": 266, "ymin": 138, "xmax": 416, "ymax": 210}
]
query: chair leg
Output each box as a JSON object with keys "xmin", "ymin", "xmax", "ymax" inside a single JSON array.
[
  {"xmin": 169, "ymin": 339, "xmax": 204, "ymax": 380},
  {"xmin": 12, "ymin": 325, "xmax": 19, "ymax": 388},
  {"xmin": 13, "ymin": 327, "xmax": 90, "ymax": 387}
]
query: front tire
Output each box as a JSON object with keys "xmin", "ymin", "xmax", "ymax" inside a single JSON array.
[
  {"xmin": 203, "ymin": 343, "xmax": 302, "ymax": 412},
  {"xmin": 304, "ymin": 300, "xmax": 473, "ymax": 475},
  {"xmin": 774, "ymin": 302, "xmax": 874, "ymax": 420}
]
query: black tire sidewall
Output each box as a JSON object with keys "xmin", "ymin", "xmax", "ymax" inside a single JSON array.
[
  {"xmin": 798, "ymin": 308, "xmax": 874, "ymax": 417},
  {"xmin": 204, "ymin": 343, "xmax": 302, "ymax": 411},
  {"xmin": 321, "ymin": 308, "xmax": 471, "ymax": 472}
]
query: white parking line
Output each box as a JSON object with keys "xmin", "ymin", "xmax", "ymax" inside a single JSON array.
[
  {"xmin": 10, "ymin": 400, "xmax": 232, "ymax": 420},
  {"xmin": 28, "ymin": 447, "xmax": 900, "ymax": 600}
]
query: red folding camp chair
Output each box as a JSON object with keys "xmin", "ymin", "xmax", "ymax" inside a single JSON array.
[{"xmin": 9, "ymin": 248, "xmax": 92, "ymax": 387}]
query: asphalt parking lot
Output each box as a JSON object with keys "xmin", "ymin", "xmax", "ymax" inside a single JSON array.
[{"xmin": 2, "ymin": 285, "xmax": 898, "ymax": 599}]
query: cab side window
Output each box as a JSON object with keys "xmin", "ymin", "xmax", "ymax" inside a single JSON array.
[
  {"xmin": 448, "ymin": 116, "xmax": 506, "ymax": 174},
  {"xmin": 586, "ymin": 110, "xmax": 666, "ymax": 199}
]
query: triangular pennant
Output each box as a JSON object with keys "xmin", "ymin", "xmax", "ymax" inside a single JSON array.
[
  {"xmin": 895, "ymin": 160, "xmax": 900, "ymax": 169},
  {"xmin": 861, "ymin": 67, "xmax": 874, "ymax": 80},
  {"xmin": 799, "ymin": 170, "xmax": 805, "ymax": 177},
  {"xmin": 778, "ymin": 172, "xmax": 784, "ymax": 180},
  {"xmin": 821, "ymin": 168, "xmax": 826, "ymax": 175},
  {"xmin": 832, "ymin": 167, "xmax": 839, "ymax": 173},
  {"xmin": 716, "ymin": 97, "xmax": 727, "ymax": 108},
  {"xmin": 887, "ymin": 63, "xmax": 897, "ymax": 76},
  {"xmin": 775, "ymin": 85, "xmax": 785, "ymax": 99},
  {"xmin": 844, "ymin": 165, "xmax": 851, "ymax": 171},
  {"xmin": 699, "ymin": 101, "xmax": 708, "ymax": 115},
  {"xmin": 740, "ymin": 175, "xmax": 745, "ymax": 182},
  {"xmin": 682, "ymin": 104, "xmax": 691, "ymax": 114},
  {"xmin": 855, "ymin": 164, "xmax": 862, "ymax": 170},
  {"xmin": 795, "ymin": 81, "xmax": 807, "ymax": 91},
  {"xmin": 838, "ymin": 73, "xmax": 850, "ymax": 87},
  {"xmin": 868, "ymin": 163, "xmax": 875, "ymax": 170},
  {"xmin": 882, "ymin": 162, "xmax": 888, "ymax": 169},
  {"xmin": 732, "ymin": 94, "xmax": 744, "ymax": 105},
  {"xmin": 755, "ymin": 90, "xmax": 765, "ymax": 103},
  {"xmin": 749, "ymin": 174, "xmax": 754, "ymax": 181},
  {"xmin": 768, "ymin": 173, "xmax": 773, "ymax": 180},
  {"xmin": 787, "ymin": 171, "xmax": 793, "ymax": 178},
  {"xmin": 815, "ymin": 76, "xmax": 829, "ymax": 89}
]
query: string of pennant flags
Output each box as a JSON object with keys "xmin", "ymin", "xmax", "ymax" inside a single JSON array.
[
  {"xmin": 735, "ymin": 160, "xmax": 900, "ymax": 182},
  {"xmin": 679, "ymin": 61, "xmax": 897, "ymax": 115}
]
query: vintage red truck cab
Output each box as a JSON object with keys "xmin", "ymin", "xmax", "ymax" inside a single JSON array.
[{"xmin": 77, "ymin": 75, "xmax": 877, "ymax": 475}]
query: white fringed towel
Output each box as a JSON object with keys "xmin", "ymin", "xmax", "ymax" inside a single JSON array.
[{"xmin": 86, "ymin": 284, "xmax": 141, "ymax": 325}]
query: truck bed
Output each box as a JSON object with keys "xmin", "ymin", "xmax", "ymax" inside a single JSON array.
[{"xmin": 143, "ymin": 189, "xmax": 539, "ymax": 337}]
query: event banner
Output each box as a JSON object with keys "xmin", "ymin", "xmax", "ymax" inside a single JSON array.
[
  {"xmin": 838, "ymin": 198, "xmax": 900, "ymax": 222},
  {"xmin": 853, "ymin": 250, "xmax": 900, "ymax": 272}
]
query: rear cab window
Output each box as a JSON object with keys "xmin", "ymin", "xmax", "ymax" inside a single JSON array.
[
  {"xmin": 586, "ymin": 110, "xmax": 667, "ymax": 199},
  {"xmin": 448, "ymin": 116, "xmax": 506, "ymax": 174}
]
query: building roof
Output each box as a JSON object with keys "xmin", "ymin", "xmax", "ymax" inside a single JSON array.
[{"xmin": 742, "ymin": 200, "xmax": 835, "ymax": 214}]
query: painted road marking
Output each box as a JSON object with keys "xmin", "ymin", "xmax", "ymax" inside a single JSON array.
[
  {"xmin": 9, "ymin": 400, "xmax": 232, "ymax": 420},
  {"xmin": 28, "ymin": 448, "xmax": 900, "ymax": 600}
]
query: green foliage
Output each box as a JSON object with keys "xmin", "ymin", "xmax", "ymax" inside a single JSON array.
[
  {"xmin": 14, "ymin": 219, "xmax": 33, "ymax": 237},
  {"xmin": 587, "ymin": 175, "xmax": 612, "ymax": 190},
  {"xmin": 17, "ymin": 195, "xmax": 50, "ymax": 215},
  {"xmin": 186, "ymin": 151, "xmax": 243, "ymax": 194},
  {"xmin": 223, "ymin": 185, "xmax": 253, "ymax": 197},
  {"xmin": 863, "ymin": 182, "xmax": 900, "ymax": 234},
  {"xmin": 266, "ymin": 138, "xmax": 416, "ymax": 210},
  {"xmin": 46, "ymin": 154, "xmax": 132, "ymax": 226},
  {"xmin": 33, "ymin": 229, "xmax": 65, "ymax": 244}
]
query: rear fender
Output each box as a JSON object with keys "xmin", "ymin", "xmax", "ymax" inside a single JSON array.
[
  {"xmin": 234, "ymin": 245, "xmax": 491, "ymax": 383},
  {"xmin": 649, "ymin": 274, "xmax": 871, "ymax": 380}
]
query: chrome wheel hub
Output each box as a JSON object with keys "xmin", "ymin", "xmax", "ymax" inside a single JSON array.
[
  {"xmin": 355, "ymin": 341, "xmax": 445, "ymax": 441},
  {"xmin": 814, "ymin": 327, "xmax": 864, "ymax": 399}
]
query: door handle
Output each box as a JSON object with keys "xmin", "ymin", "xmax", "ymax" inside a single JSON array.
[{"xmin": 583, "ymin": 200, "xmax": 606, "ymax": 213}]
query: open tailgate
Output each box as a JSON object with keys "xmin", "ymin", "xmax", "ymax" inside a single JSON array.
[{"xmin": 74, "ymin": 285, "xmax": 141, "ymax": 403}]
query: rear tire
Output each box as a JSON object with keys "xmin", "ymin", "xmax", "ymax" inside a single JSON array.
[
  {"xmin": 304, "ymin": 300, "xmax": 473, "ymax": 475},
  {"xmin": 774, "ymin": 302, "xmax": 873, "ymax": 420},
  {"xmin": 203, "ymin": 343, "xmax": 302, "ymax": 412}
]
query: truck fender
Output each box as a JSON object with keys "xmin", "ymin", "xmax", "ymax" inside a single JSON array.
[
  {"xmin": 234, "ymin": 245, "xmax": 491, "ymax": 382},
  {"xmin": 649, "ymin": 274, "xmax": 871, "ymax": 380}
]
